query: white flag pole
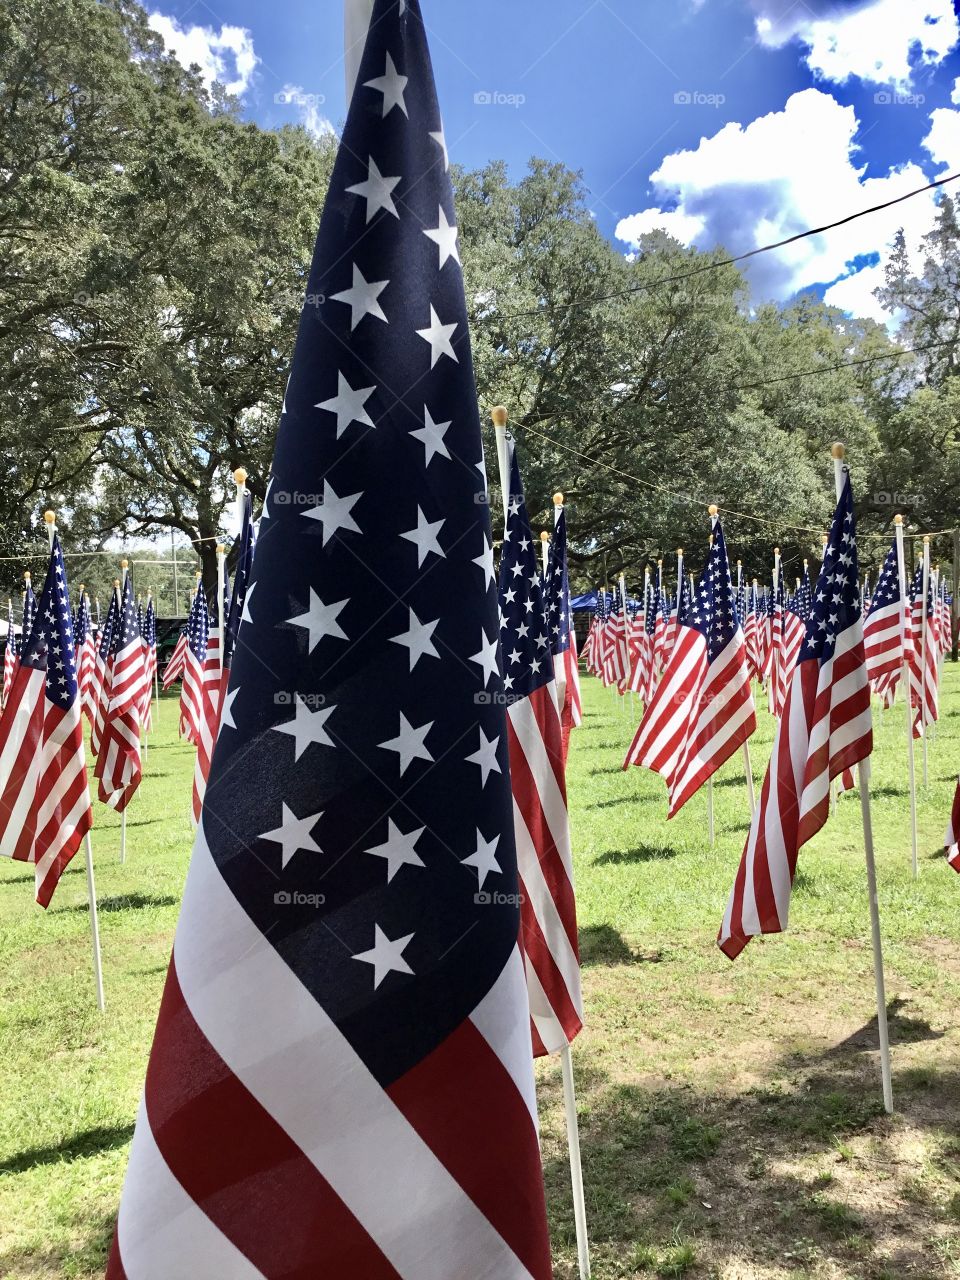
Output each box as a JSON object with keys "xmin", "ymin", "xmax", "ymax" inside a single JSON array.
[
  {"xmin": 344, "ymin": 0, "xmax": 375, "ymax": 107},
  {"xmin": 540, "ymin": 530, "xmax": 550, "ymax": 578},
  {"xmin": 832, "ymin": 445, "xmax": 893, "ymax": 1114},
  {"xmin": 44, "ymin": 512, "xmax": 106, "ymax": 1012},
  {"xmin": 920, "ymin": 535, "xmax": 931, "ymax": 787},
  {"xmin": 894, "ymin": 515, "xmax": 919, "ymax": 879},
  {"xmin": 554, "ymin": 494, "xmax": 569, "ymax": 715},
  {"xmin": 561, "ymin": 1043, "xmax": 591, "ymax": 1280},
  {"xmin": 217, "ymin": 544, "xmax": 227, "ymax": 678},
  {"xmin": 490, "ymin": 408, "xmax": 591, "ymax": 1279}
]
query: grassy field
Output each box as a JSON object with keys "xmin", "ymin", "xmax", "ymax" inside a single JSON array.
[{"xmin": 2, "ymin": 670, "xmax": 960, "ymax": 1278}]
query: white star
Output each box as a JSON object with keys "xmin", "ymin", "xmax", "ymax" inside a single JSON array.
[
  {"xmin": 353, "ymin": 925, "xmax": 414, "ymax": 989},
  {"xmin": 288, "ymin": 590, "xmax": 348, "ymax": 652},
  {"xmin": 220, "ymin": 685, "xmax": 239, "ymax": 731},
  {"xmin": 466, "ymin": 728, "xmax": 501, "ymax": 786},
  {"xmin": 429, "ymin": 126, "xmax": 449, "ymax": 170},
  {"xmin": 462, "ymin": 830, "xmax": 501, "ymax": 890},
  {"xmin": 409, "ymin": 405, "xmax": 451, "ymax": 466},
  {"xmin": 241, "ymin": 581, "xmax": 256, "ymax": 625},
  {"xmin": 364, "ymin": 51, "xmax": 408, "ymax": 116},
  {"xmin": 303, "ymin": 480, "xmax": 361, "ymax": 545},
  {"xmin": 473, "ymin": 539, "xmax": 496, "ymax": 586},
  {"xmin": 365, "ymin": 819, "xmax": 425, "ymax": 882},
  {"xmin": 390, "ymin": 607, "xmax": 440, "ymax": 670},
  {"xmin": 400, "ymin": 507, "xmax": 445, "ymax": 566},
  {"xmin": 259, "ymin": 803, "xmax": 322, "ymax": 870},
  {"xmin": 416, "ymin": 305, "xmax": 458, "ymax": 367},
  {"xmin": 331, "ymin": 264, "xmax": 389, "ymax": 331},
  {"xmin": 316, "ymin": 372, "xmax": 376, "ymax": 437},
  {"xmin": 273, "ymin": 696, "xmax": 336, "ymax": 760},
  {"xmin": 423, "ymin": 206, "xmax": 460, "ymax": 269},
  {"xmin": 379, "ymin": 712, "xmax": 434, "ymax": 774},
  {"xmin": 346, "ymin": 156, "xmax": 401, "ymax": 223},
  {"xmin": 470, "ymin": 629, "xmax": 500, "ymax": 686}
]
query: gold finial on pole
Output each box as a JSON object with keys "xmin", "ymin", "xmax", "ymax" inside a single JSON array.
[
  {"xmin": 708, "ymin": 504, "xmax": 719, "ymax": 518},
  {"xmin": 894, "ymin": 514, "xmax": 903, "ymax": 526},
  {"xmin": 491, "ymin": 405, "xmax": 508, "ymax": 428},
  {"xmin": 234, "ymin": 467, "xmax": 248, "ymax": 487},
  {"xmin": 553, "ymin": 492, "xmax": 564, "ymax": 506},
  {"xmin": 831, "ymin": 442, "xmax": 845, "ymax": 460},
  {"xmin": 43, "ymin": 510, "xmax": 55, "ymax": 527}
]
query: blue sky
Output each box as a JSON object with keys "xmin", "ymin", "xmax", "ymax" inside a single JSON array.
[{"xmin": 148, "ymin": 0, "xmax": 960, "ymax": 319}]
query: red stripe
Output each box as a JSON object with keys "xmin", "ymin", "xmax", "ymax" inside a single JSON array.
[
  {"xmin": 141, "ymin": 961, "xmax": 404, "ymax": 1280},
  {"xmin": 386, "ymin": 1016, "xmax": 552, "ymax": 1280}
]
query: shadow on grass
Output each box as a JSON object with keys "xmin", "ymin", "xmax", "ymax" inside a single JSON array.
[
  {"xmin": 594, "ymin": 844, "xmax": 679, "ymax": 867},
  {"xmin": 54, "ymin": 893, "xmax": 178, "ymax": 915},
  {"xmin": 579, "ymin": 923, "xmax": 663, "ymax": 968},
  {"xmin": 540, "ymin": 1042, "xmax": 957, "ymax": 1279},
  {"xmin": 0, "ymin": 1123, "xmax": 134, "ymax": 1175},
  {"xmin": 824, "ymin": 997, "xmax": 944, "ymax": 1057}
]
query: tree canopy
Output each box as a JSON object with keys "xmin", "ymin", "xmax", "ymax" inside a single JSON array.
[{"xmin": 2, "ymin": 0, "xmax": 957, "ymax": 605}]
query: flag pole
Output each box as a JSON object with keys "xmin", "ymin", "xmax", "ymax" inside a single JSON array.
[
  {"xmin": 490, "ymin": 406, "xmax": 591, "ymax": 1279},
  {"xmin": 149, "ymin": 590, "xmax": 160, "ymax": 723},
  {"xmin": 894, "ymin": 515, "xmax": 919, "ymax": 880},
  {"xmin": 561, "ymin": 1042, "xmax": 591, "ymax": 1280},
  {"xmin": 921, "ymin": 535, "xmax": 931, "ymax": 788},
  {"xmin": 540, "ymin": 531, "xmax": 550, "ymax": 578},
  {"xmin": 832, "ymin": 445, "xmax": 893, "ymax": 1114},
  {"xmin": 44, "ymin": 512, "xmax": 106, "ymax": 1012},
  {"xmin": 217, "ymin": 544, "xmax": 227, "ymax": 678}
]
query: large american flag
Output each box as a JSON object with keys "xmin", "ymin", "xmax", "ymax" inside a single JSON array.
[
  {"xmin": 107, "ymin": 3, "xmax": 553, "ymax": 1275},
  {"xmin": 623, "ymin": 521, "xmax": 756, "ymax": 816},
  {"xmin": 498, "ymin": 441, "xmax": 583, "ymax": 1057},
  {"xmin": 0, "ymin": 535, "xmax": 92, "ymax": 906},
  {"xmin": 94, "ymin": 575, "xmax": 146, "ymax": 812},
  {"xmin": 719, "ymin": 472, "xmax": 872, "ymax": 958},
  {"xmin": 946, "ymin": 777, "xmax": 960, "ymax": 873}
]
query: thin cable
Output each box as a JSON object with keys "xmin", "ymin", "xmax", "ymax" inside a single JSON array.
[
  {"xmin": 516, "ymin": 418, "xmax": 957, "ymax": 543},
  {"xmin": 505, "ymin": 172, "xmax": 960, "ymax": 319},
  {"xmin": 732, "ymin": 337, "xmax": 957, "ymax": 391}
]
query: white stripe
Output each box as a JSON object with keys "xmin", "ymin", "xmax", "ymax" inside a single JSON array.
[
  {"xmin": 116, "ymin": 1098, "xmax": 266, "ymax": 1280},
  {"xmin": 523, "ymin": 952, "xmax": 568, "ymax": 1056},
  {"xmin": 173, "ymin": 827, "xmax": 539, "ymax": 1280},
  {"xmin": 470, "ymin": 945, "xmax": 539, "ymax": 1127},
  {"xmin": 508, "ymin": 692, "xmax": 574, "ymax": 882}
]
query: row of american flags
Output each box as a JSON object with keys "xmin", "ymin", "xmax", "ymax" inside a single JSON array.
[{"xmin": 2, "ymin": 1, "xmax": 958, "ymax": 1274}]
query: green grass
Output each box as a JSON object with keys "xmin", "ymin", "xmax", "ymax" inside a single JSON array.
[{"xmin": 4, "ymin": 672, "xmax": 960, "ymax": 1277}]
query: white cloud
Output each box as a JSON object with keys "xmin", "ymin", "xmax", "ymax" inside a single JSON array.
[
  {"xmin": 148, "ymin": 12, "xmax": 259, "ymax": 97},
  {"xmin": 924, "ymin": 77, "xmax": 960, "ymax": 173},
  {"xmin": 753, "ymin": 0, "xmax": 958, "ymax": 90},
  {"xmin": 274, "ymin": 85, "xmax": 335, "ymax": 139},
  {"xmin": 615, "ymin": 88, "xmax": 940, "ymax": 321}
]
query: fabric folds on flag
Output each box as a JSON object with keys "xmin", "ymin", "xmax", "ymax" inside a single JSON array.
[
  {"xmin": 498, "ymin": 442, "xmax": 584, "ymax": 1058},
  {"xmin": 162, "ymin": 628, "xmax": 188, "ymax": 689},
  {"xmin": 718, "ymin": 472, "xmax": 872, "ymax": 959},
  {"xmin": 2, "ymin": 601, "xmax": 16, "ymax": 710},
  {"xmin": 0, "ymin": 535, "xmax": 92, "ymax": 906},
  {"xmin": 544, "ymin": 503, "xmax": 582, "ymax": 752},
  {"xmin": 106, "ymin": 4, "xmax": 552, "ymax": 1276},
  {"xmin": 623, "ymin": 522, "xmax": 756, "ymax": 817},
  {"xmin": 946, "ymin": 776, "xmax": 960, "ymax": 873}
]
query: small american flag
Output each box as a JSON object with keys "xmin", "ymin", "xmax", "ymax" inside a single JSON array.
[
  {"xmin": 94, "ymin": 575, "xmax": 146, "ymax": 811},
  {"xmin": 0, "ymin": 535, "xmax": 92, "ymax": 905},
  {"xmin": 623, "ymin": 521, "xmax": 756, "ymax": 816},
  {"xmin": 162, "ymin": 627, "xmax": 188, "ymax": 689},
  {"xmin": 499, "ymin": 440, "xmax": 584, "ymax": 1056},
  {"xmin": 909, "ymin": 562, "xmax": 939, "ymax": 733},
  {"xmin": 75, "ymin": 591, "xmax": 97, "ymax": 722},
  {"xmin": 89, "ymin": 592, "xmax": 117, "ymax": 758},
  {"xmin": 719, "ymin": 471, "xmax": 872, "ymax": 958},
  {"xmin": 863, "ymin": 539, "xmax": 904, "ymax": 707},
  {"xmin": 544, "ymin": 500, "xmax": 582, "ymax": 741},
  {"xmin": 107, "ymin": 3, "xmax": 553, "ymax": 1274},
  {"xmin": 2, "ymin": 600, "xmax": 16, "ymax": 709},
  {"xmin": 179, "ymin": 583, "xmax": 210, "ymax": 745},
  {"xmin": 21, "ymin": 573, "xmax": 36, "ymax": 642}
]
